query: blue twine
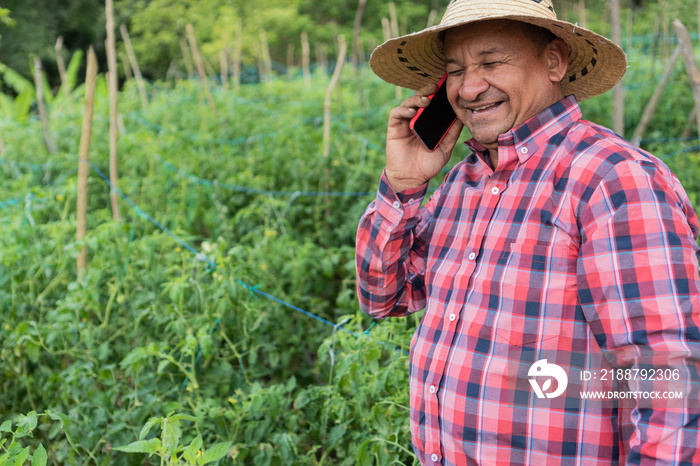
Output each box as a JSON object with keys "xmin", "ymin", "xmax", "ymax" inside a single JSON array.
[
  {"xmin": 158, "ymin": 156, "xmax": 375, "ymax": 198},
  {"xmin": 87, "ymin": 162, "xmax": 409, "ymax": 361},
  {"xmin": 660, "ymin": 144, "xmax": 700, "ymax": 159},
  {"xmin": 88, "ymin": 162, "xmax": 218, "ymax": 269}
]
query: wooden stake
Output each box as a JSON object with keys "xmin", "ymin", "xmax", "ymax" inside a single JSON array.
[
  {"xmin": 220, "ymin": 49, "xmax": 229, "ymax": 88},
  {"xmin": 55, "ymin": 36, "xmax": 70, "ymax": 100},
  {"xmin": 323, "ymin": 35, "xmax": 348, "ymax": 197},
  {"xmin": 106, "ymin": 0, "xmax": 120, "ymax": 220},
  {"xmin": 610, "ymin": 0, "xmax": 625, "ymax": 136},
  {"xmin": 352, "ymin": 0, "xmax": 368, "ymax": 67},
  {"xmin": 286, "ymin": 43, "xmax": 294, "ymax": 80},
  {"xmin": 186, "ymin": 23, "xmax": 217, "ymax": 116},
  {"xmin": 382, "ymin": 16, "xmax": 402, "ymax": 100},
  {"xmin": 631, "ymin": 46, "xmax": 680, "ymax": 146},
  {"xmin": 0, "ymin": 128, "xmax": 5, "ymax": 156},
  {"xmin": 259, "ymin": 29, "xmax": 272, "ymax": 82},
  {"xmin": 427, "ymin": 10, "xmax": 438, "ymax": 28},
  {"xmin": 180, "ymin": 37, "xmax": 195, "ymax": 79},
  {"xmin": 674, "ymin": 18, "xmax": 700, "ymax": 140},
  {"xmin": 388, "ymin": 2, "xmax": 399, "ymax": 37},
  {"xmin": 577, "ymin": 0, "xmax": 587, "ymax": 29},
  {"xmin": 301, "ymin": 31, "xmax": 311, "ymax": 87},
  {"xmin": 682, "ymin": 105, "xmax": 698, "ymax": 139},
  {"xmin": 32, "ymin": 57, "xmax": 54, "ymax": 155},
  {"xmin": 120, "ymin": 24, "xmax": 148, "ymax": 108},
  {"xmin": 77, "ymin": 47, "xmax": 98, "ymax": 273},
  {"xmin": 381, "ymin": 18, "xmax": 391, "ymax": 43},
  {"xmin": 233, "ymin": 20, "xmax": 242, "ymax": 93},
  {"xmin": 120, "ymin": 52, "xmax": 133, "ymax": 80},
  {"xmin": 352, "ymin": 0, "xmax": 368, "ymax": 107}
]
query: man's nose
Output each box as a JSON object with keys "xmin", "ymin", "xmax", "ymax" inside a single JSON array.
[{"xmin": 456, "ymin": 71, "xmax": 489, "ymax": 103}]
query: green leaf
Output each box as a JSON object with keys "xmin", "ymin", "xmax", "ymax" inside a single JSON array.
[
  {"xmin": 197, "ymin": 441, "xmax": 232, "ymax": 465},
  {"xmin": 16, "ymin": 412, "xmax": 37, "ymax": 436},
  {"xmin": 0, "ymin": 421, "xmax": 11, "ymax": 433},
  {"xmin": 138, "ymin": 417, "xmax": 161, "ymax": 441},
  {"xmin": 182, "ymin": 435, "xmax": 203, "ymax": 463},
  {"xmin": 114, "ymin": 438, "xmax": 161, "ymax": 455},
  {"xmin": 119, "ymin": 347, "xmax": 150, "ymax": 368},
  {"xmin": 162, "ymin": 417, "xmax": 181, "ymax": 457},
  {"xmin": 65, "ymin": 50, "xmax": 84, "ymax": 93},
  {"xmin": 14, "ymin": 446, "xmax": 29, "ymax": 466},
  {"xmin": 156, "ymin": 359, "xmax": 169, "ymax": 374},
  {"xmin": 31, "ymin": 445, "xmax": 47, "ymax": 466},
  {"xmin": 0, "ymin": 63, "xmax": 32, "ymax": 94}
]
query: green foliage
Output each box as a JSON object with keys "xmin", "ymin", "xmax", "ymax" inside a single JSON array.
[{"xmin": 0, "ymin": 410, "xmax": 72, "ymax": 466}]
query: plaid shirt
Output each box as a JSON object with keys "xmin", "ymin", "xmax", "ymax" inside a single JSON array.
[{"xmin": 356, "ymin": 96, "xmax": 700, "ymax": 465}]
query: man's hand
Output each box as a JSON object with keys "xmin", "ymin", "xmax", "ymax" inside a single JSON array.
[{"xmin": 385, "ymin": 83, "xmax": 464, "ymax": 192}]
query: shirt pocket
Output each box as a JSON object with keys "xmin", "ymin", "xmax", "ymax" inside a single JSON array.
[{"xmin": 492, "ymin": 240, "xmax": 579, "ymax": 347}]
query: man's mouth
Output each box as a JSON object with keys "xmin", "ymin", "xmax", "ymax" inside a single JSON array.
[{"xmin": 470, "ymin": 102, "xmax": 501, "ymax": 114}]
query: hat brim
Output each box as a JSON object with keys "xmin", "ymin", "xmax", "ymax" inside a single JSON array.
[{"xmin": 369, "ymin": 16, "xmax": 626, "ymax": 102}]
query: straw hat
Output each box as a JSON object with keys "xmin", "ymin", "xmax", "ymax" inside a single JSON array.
[{"xmin": 369, "ymin": 0, "xmax": 626, "ymax": 102}]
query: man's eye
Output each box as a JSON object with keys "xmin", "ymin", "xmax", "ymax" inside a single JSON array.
[
  {"xmin": 483, "ymin": 61, "xmax": 501, "ymax": 68},
  {"xmin": 447, "ymin": 69, "xmax": 463, "ymax": 76}
]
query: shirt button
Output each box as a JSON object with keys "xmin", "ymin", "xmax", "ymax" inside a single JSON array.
[
  {"xmin": 431, "ymin": 453, "xmax": 439, "ymax": 462},
  {"xmin": 521, "ymin": 147, "xmax": 528, "ymax": 154},
  {"xmin": 449, "ymin": 313, "xmax": 456, "ymax": 322},
  {"xmin": 491, "ymin": 186, "xmax": 500, "ymax": 195},
  {"xmin": 392, "ymin": 200, "xmax": 401, "ymax": 209},
  {"xmin": 429, "ymin": 385, "xmax": 436, "ymax": 394},
  {"xmin": 468, "ymin": 252, "xmax": 476, "ymax": 260}
]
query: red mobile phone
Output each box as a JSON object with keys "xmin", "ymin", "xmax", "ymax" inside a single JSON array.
[{"xmin": 409, "ymin": 73, "xmax": 458, "ymax": 152}]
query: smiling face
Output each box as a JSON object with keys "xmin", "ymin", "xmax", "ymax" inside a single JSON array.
[{"xmin": 443, "ymin": 20, "xmax": 568, "ymax": 153}]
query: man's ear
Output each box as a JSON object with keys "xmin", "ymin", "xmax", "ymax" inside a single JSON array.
[{"xmin": 547, "ymin": 38, "xmax": 569, "ymax": 83}]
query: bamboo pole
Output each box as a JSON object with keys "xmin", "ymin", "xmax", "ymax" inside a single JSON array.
[
  {"xmin": 631, "ymin": 46, "xmax": 680, "ymax": 146},
  {"xmin": 180, "ymin": 37, "xmax": 195, "ymax": 79},
  {"xmin": 323, "ymin": 35, "xmax": 348, "ymax": 196},
  {"xmin": 106, "ymin": 0, "xmax": 120, "ymax": 220},
  {"xmin": 186, "ymin": 23, "xmax": 217, "ymax": 116},
  {"xmin": 55, "ymin": 36, "xmax": 70, "ymax": 99},
  {"xmin": 32, "ymin": 57, "xmax": 55, "ymax": 155},
  {"xmin": 120, "ymin": 24, "xmax": 148, "ymax": 108},
  {"xmin": 301, "ymin": 31, "xmax": 311, "ymax": 87},
  {"xmin": 674, "ymin": 19, "xmax": 700, "ymax": 140},
  {"xmin": 233, "ymin": 20, "xmax": 242, "ymax": 93},
  {"xmin": 610, "ymin": 0, "xmax": 625, "ymax": 136},
  {"xmin": 77, "ymin": 47, "xmax": 98, "ymax": 273},
  {"xmin": 219, "ymin": 49, "xmax": 229, "ymax": 88}
]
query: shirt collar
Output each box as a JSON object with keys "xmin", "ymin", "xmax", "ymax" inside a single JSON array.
[{"xmin": 465, "ymin": 95, "xmax": 583, "ymax": 168}]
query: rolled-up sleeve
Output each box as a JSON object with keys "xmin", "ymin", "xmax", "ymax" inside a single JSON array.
[{"xmin": 355, "ymin": 171, "xmax": 439, "ymax": 319}]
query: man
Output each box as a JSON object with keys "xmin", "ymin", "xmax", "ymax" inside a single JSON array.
[{"xmin": 356, "ymin": 0, "xmax": 700, "ymax": 464}]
